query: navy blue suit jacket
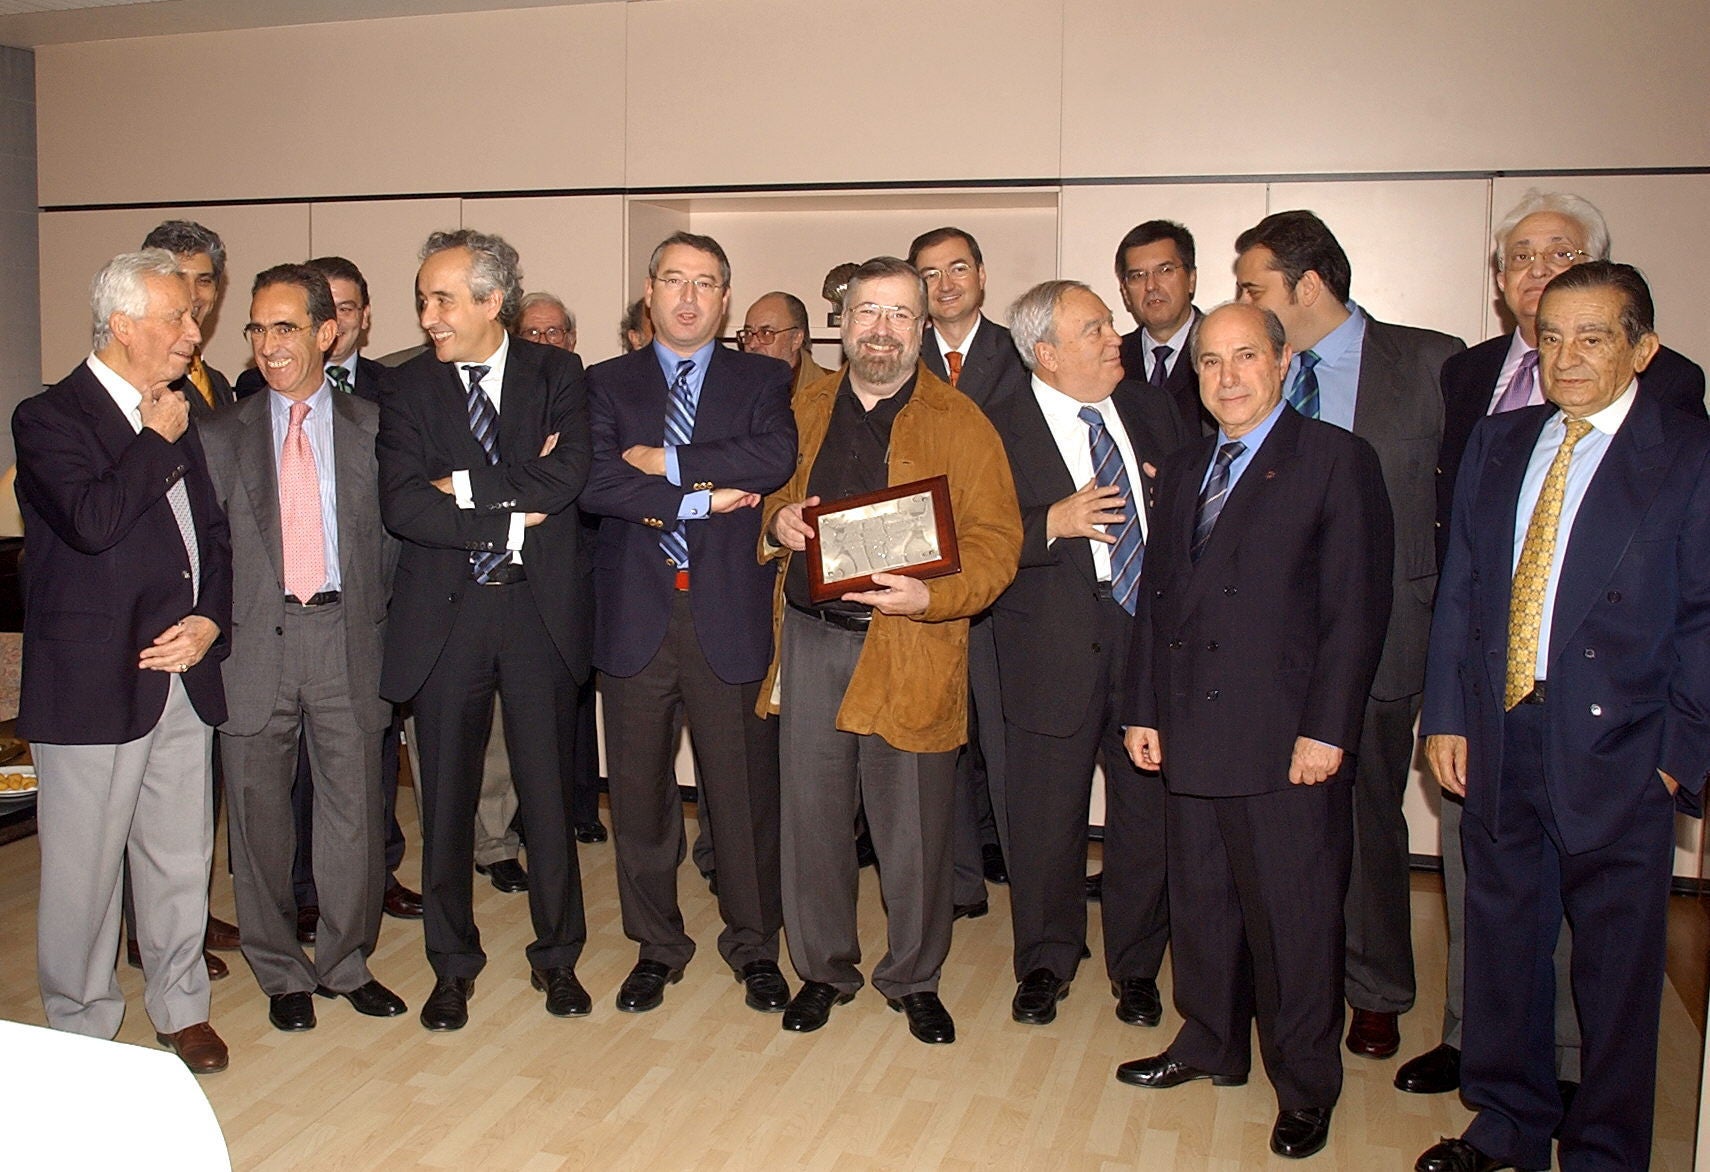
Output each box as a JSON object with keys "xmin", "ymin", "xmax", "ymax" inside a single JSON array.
[
  {"xmin": 1422, "ymin": 391, "xmax": 1710, "ymax": 853},
  {"xmin": 581, "ymin": 345, "xmax": 796, "ymax": 685},
  {"xmin": 12, "ymin": 362, "xmax": 233, "ymax": 743}
]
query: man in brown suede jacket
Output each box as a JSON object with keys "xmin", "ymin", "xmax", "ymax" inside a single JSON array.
[{"xmin": 758, "ymin": 255, "xmax": 1021, "ymax": 1046}]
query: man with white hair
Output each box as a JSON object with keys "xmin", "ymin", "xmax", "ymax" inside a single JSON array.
[
  {"xmin": 13, "ymin": 249, "xmax": 233, "ymax": 1073},
  {"xmin": 1398, "ymin": 191, "xmax": 1708, "ymax": 1099},
  {"xmin": 516, "ymin": 291, "xmax": 577, "ymax": 353}
]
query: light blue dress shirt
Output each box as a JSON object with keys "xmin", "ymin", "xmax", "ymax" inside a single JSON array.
[
  {"xmin": 1199, "ymin": 398, "xmax": 1288, "ymax": 495},
  {"xmin": 1284, "ymin": 303, "xmax": 1367, "ymax": 431}
]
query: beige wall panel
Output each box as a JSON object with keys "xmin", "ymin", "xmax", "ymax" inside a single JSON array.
[
  {"xmin": 1058, "ymin": 183, "xmax": 1269, "ymax": 320},
  {"xmin": 306, "ymin": 198, "xmax": 460, "ymax": 363},
  {"xmin": 624, "ymin": 200, "xmax": 690, "ymax": 302},
  {"xmin": 35, "ymin": 5, "xmax": 626, "ymax": 207},
  {"xmin": 623, "ymin": 0, "xmax": 1063, "ymax": 188},
  {"xmin": 1061, "ymin": 0, "xmax": 1710, "ymax": 178},
  {"xmin": 38, "ymin": 203, "xmax": 309, "ymax": 382},
  {"xmin": 463, "ymin": 195, "xmax": 628, "ymax": 365},
  {"xmin": 1492, "ymin": 175, "xmax": 1710, "ymax": 379},
  {"xmin": 1267, "ymin": 180, "xmax": 1490, "ymax": 346}
]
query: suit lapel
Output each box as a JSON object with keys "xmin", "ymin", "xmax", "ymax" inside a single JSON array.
[
  {"xmin": 959, "ymin": 315, "xmax": 996, "ymax": 386},
  {"xmin": 237, "ymin": 393, "xmax": 285, "ymax": 590},
  {"xmin": 1112, "ymin": 389, "xmax": 1166, "ymax": 537},
  {"xmin": 330, "ymin": 392, "xmax": 369, "ymax": 590},
  {"xmin": 1472, "ymin": 408, "xmax": 1547, "ymax": 694},
  {"xmin": 497, "ymin": 342, "xmax": 541, "ymax": 460},
  {"xmin": 1350, "ymin": 319, "xmax": 1404, "ymax": 440},
  {"xmin": 920, "ymin": 325, "xmax": 950, "ymax": 382},
  {"xmin": 1011, "ymin": 392, "xmax": 1097, "ymax": 588}
]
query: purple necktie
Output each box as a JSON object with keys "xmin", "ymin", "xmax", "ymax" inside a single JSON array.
[{"xmin": 1493, "ymin": 349, "xmax": 1540, "ymax": 414}]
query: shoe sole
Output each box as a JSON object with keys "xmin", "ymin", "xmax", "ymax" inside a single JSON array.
[{"xmin": 1115, "ymin": 1069, "xmax": 1247, "ymax": 1089}]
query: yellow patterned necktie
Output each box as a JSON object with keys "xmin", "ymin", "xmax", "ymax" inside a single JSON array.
[
  {"xmin": 1505, "ymin": 418, "xmax": 1594, "ymax": 709},
  {"xmin": 187, "ymin": 353, "xmax": 216, "ymax": 409}
]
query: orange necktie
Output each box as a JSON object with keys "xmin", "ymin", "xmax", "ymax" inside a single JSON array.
[
  {"xmin": 187, "ymin": 354, "xmax": 216, "ymax": 408},
  {"xmin": 946, "ymin": 351, "xmax": 963, "ymax": 387}
]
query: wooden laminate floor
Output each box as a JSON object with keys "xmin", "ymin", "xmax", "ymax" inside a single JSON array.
[{"xmin": 0, "ymin": 806, "xmax": 1702, "ymax": 1170}]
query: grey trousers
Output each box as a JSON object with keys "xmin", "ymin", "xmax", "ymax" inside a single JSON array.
[
  {"xmin": 1439, "ymin": 792, "xmax": 1581, "ymax": 1079},
  {"xmin": 222, "ymin": 602, "xmax": 383, "ymax": 996},
  {"xmin": 778, "ymin": 607, "xmax": 956, "ymax": 999},
  {"xmin": 35, "ymin": 676, "xmax": 214, "ymax": 1037},
  {"xmin": 951, "ymin": 614, "xmax": 1006, "ymax": 906}
]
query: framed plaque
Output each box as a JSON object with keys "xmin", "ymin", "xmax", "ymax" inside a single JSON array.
[{"xmin": 804, "ymin": 475, "xmax": 960, "ymax": 604}]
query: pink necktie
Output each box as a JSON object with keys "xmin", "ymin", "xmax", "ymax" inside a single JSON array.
[
  {"xmin": 280, "ymin": 400, "xmax": 326, "ymax": 600},
  {"xmin": 1493, "ymin": 348, "xmax": 1540, "ymax": 414}
]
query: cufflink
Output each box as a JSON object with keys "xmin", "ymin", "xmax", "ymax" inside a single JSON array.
[{"xmin": 694, "ymin": 481, "xmax": 714, "ymax": 491}]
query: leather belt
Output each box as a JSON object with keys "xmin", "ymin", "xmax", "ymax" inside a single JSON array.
[
  {"xmin": 478, "ymin": 564, "xmax": 528, "ymax": 586},
  {"xmin": 789, "ymin": 601, "xmax": 871, "ymax": 632},
  {"xmin": 285, "ymin": 590, "xmax": 340, "ymax": 607},
  {"xmin": 1520, "ymin": 680, "xmax": 1548, "ymax": 705}
]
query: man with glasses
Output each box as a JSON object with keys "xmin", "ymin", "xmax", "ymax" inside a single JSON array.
[
  {"xmin": 201, "ymin": 264, "xmax": 407, "ymax": 1035},
  {"xmin": 1116, "ymin": 220, "xmax": 1212, "ymax": 434},
  {"xmin": 760, "ymin": 256, "xmax": 1021, "ymax": 1045},
  {"xmin": 517, "ymin": 291, "xmax": 577, "ymax": 353},
  {"xmin": 581, "ymin": 232, "xmax": 797, "ymax": 1017},
  {"xmin": 1398, "ymin": 191, "xmax": 1707, "ymax": 1101},
  {"xmin": 740, "ymin": 291, "xmax": 828, "ymax": 397}
]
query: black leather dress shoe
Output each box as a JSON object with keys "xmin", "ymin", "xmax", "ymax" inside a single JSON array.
[
  {"xmin": 1112, "ymin": 977, "xmax": 1162, "ymax": 1027},
  {"xmin": 269, "ymin": 991, "xmax": 317, "ymax": 1032},
  {"xmin": 887, "ymin": 991, "xmax": 955, "ymax": 1044},
  {"xmin": 782, "ymin": 980, "xmax": 853, "ymax": 1033},
  {"xmin": 1115, "ymin": 1053, "xmax": 1247, "ymax": 1089},
  {"xmin": 1271, "ymin": 1106, "xmax": 1333, "ymax": 1159},
  {"xmin": 616, "ymin": 959, "xmax": 682, "ymax": 1013},
  {"xmin": 574, "ymin": 821, "xmax": 608, "ymax": 844},
  {"xmin": 317, "ymin": 979, "xmax": 407, "ymax": 1018},
  {"xmin": 981, "ymin": 842, "xmax": 1009, "ymax": 885},
  {"xmin": 1012, "ymin": 968, "xmax": 1070, "ymax": 1025},
  {"xmin": 738, "ymin": 960, "xmax": 790, "ymax": 1012},
  {"xmin": 1395, "ymin": 1043, "xmax": 1461, "ymax": 1094},
  {"xmin": 1084, "ymin": 871, "xmax": 1103, "ymax": 901},
  {"xmin": 419, "ymin": 977, "xmax": 474, "ymax": 1031},
  {"xmin": 1414, "ymin": 1137, "xmax": 1512, "ymax": 1172},
  {"xmin": 476, "ymin": 859, "xmax": 529, "ymax": 893},
  {"xmin": 296, "ymin": 905, "xmax": 318, "ymax": 945},
  {"xmin": 953, "ymin": 899, "xmax": 988, "ymax": 921},
  {"xmin": 383, "ymin": 880, "xmax": 424, "ymax": 919},
  {"xmin": 532, "ymin": 966, "xmax": 592, "ymax": 1017}
]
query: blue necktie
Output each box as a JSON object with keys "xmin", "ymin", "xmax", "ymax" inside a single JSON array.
[
  {"xmin": 1288, "ymin": 349, "xmax": 1321, "ymax": 419},
  {"xmin": 463, "ymin": 364, "xmax": 510, "ymax": 583},
  {"xmin": 1148, "ymin": 345, "xmax": 1171, "ymax": 390},
  {"xmin": 660, "ymin": 359, "xmax": 696, "ymax": 572},
  {"xmin": 1078, "ymin": 406, "xmax": 1143, "ymax": 615},
  {"xmin": 1191, "ymin": 440, "xmax": 1245, "ymax": 563}
]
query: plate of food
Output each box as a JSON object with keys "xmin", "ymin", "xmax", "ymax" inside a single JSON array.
[{"xmin": 0, "ymin": 763, "xmax": 37, "ymax": 798}]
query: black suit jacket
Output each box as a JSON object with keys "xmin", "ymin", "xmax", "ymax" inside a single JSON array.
[
  {"xmin": 1434, "ymin": 334, "xmax": 1706, "ymax": 566},
  {"xmin": 1120, "ymin": 308, "xmax": 1212, "ymax": 437},
  {"xmin": 921, "ymin": 315, "xmax": 1030, "ymax": 410},
  {"xmin": 234, "ymin": 355, "xmax": 393, "ymax": 404},
  {"xmin": 988, "ymin": 380, "xmax": 1188, "ymax": 736},
  {"xmin": 377, "ymin": 339, "xmax": 592, "ymax": 702},
  {"xmin": 1126, "ymin": 407, "xmax": 1393, "ymax": 797},
  {"xmin": 11, "ymin": 361, "xmax": 233, "ymax": 743},
  {"xmin": 580, "ymin": 345, "xmax": 796, "ymax": 685}
]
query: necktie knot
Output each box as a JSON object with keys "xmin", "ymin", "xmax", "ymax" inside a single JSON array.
[
  {"xmin": 288, "ymin": 400, "xmax": 311, "ymax": 427},
  {"xmin": 327, "ymin": 365, "xmax": 352, "ymax": 393},
  {"xmin": 463, "ymin": 364, "xmax": 490, "ymax": 390},
  {"xmin": 674, "ymin": 358, "xmax": 695, "ymax": 382},
  {"xmin": 1216, "ymin": 439, "xmax": 1246, "ymax": 467},
  {"xmin": 1563, "ymin": 417, "xmax": 1593, "ymax": 445},
  {"xmin": 1298, "ymin": 350, "xmax": 1321, "ymax": 372},
  {"xmin": 1078, "ymin": 405, "xmax": 1105, "ymax": 431},
  {"xmin": 1153, "ymin": 345, "xmax": 1172, "ymax": 370}
]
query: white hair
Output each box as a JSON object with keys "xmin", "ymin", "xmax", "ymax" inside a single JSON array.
[
  {"xmin": 90, "ymin": 248, "xmax": 181, "ymax": 350},
  {"xmin": 518, "ymin": 290, "xmax": 576, "ymax": 334},
  {"xmin": 1006, "ymin": 280, "xmax": 1089, "ymax": 372},
  {"xmin": 1492, "ymin": 189, "xmax": 1611, "ymax": 270}
]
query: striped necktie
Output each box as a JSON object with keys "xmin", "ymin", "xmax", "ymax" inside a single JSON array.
[
  {"xmin": 462, "ymin": 364, "xmax": 510, "ymax": 583},
  {"xmin": 1079, "ymin": 406, "xmax": 1143, "ymax": 614},
  {"xmin": 327, "ymin": 364, "xmax": 353, "ymax": 395},
  {"xmin": 1288, "ymin": 349, "xmax": 1321, "ymax": 419},
  {"xmin": 1191, "ymin": 440, "xmax": 1245, "ymax": 563},
  {"xmin": 660, "ymin": 359, "xmax": 696, "ymax": 571}
]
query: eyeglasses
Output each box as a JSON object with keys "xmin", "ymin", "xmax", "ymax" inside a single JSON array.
[
  {"xmin": 736, "ymin": 325, "xmax": 801, "ymax": 346},
  {"xmin": 847, "ymin": 303, "xmax": 921, "ymax": 327},
  {"xmin": 652, "ymin": 275, "xmax": 724, "ymax": 296},
  {"xmin": 519, "ymin": 326, "xmax": 570, "ymax": 343},
  {"xmin": 242, "ymin": 322, "xmax": 308, "ymax": 342},
  {"xmin": 1503, "ymin": 247, "xmax": 1590, "ymax": 272},
  {"xmin": 1122, "ymin": 261, "xmax": 1187, "ymax": 286},
  {"xmin": 918, "ymin": 261, "xmax": 975, "ymax": 283}
]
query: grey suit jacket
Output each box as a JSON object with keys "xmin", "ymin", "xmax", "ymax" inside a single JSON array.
[
  {"xmin": 199, "ymin": 388, "xmax": 398, "ymax": 736},
  {"xmin": 1350, "ymin": 316, "xmax": 1464, "ymax": 701}
]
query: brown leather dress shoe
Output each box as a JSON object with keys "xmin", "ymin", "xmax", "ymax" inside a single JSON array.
[
  {"xmin": 296, "ymin": 905, "xmax": 319, "ymax": 945},
  {"xmin": 383, "ymin": 880, "xmax": 424, "ymax": 919},
  {"xmin": 157, "ymin": 1021, "xmax": 229, "ymax": 1074},
  {"xmin": 204, "ymin": 951, "xmax": 229, "ymax": 981},
  {"xmin": 204, "ymin": 916, "xmax": 241, "ymax": 951},
  {"xmin": 1345, "ymin": 1008, "xmax": 1400, "ymax": 1058}
]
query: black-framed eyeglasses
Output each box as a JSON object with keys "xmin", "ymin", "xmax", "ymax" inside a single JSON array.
[
  {"xmin": 519, "ymin": 326, "xmax": 570, "ymax": 343},
  {"xmin": 736, "ymin": 325, "xmax": 802, "ymax": 346}
]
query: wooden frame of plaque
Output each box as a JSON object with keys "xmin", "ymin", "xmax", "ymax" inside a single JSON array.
[{"xmin": 803, "ymin": 475, "xmax": 960, "ymax": 604}]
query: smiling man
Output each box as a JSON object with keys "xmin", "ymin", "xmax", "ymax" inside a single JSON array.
[
  {"xmin": 379, "ymin": 229, "xmax": 594, "ymax": 1030},
  {"xmin": 142, "ymin": 221, "xmax": 234, "ymax": 419},
  {"xmin": 199, "ymin": 265, "xmax": 407, "ymax": 1035}
]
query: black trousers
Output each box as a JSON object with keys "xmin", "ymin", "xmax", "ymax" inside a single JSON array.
[
  {"xmin": 1002, "ymin": 595, "xmax": 1166, "ymax": 982},
  {"xmin": 412, "ymin": 582, "xmax": 586, "ymax": 980},
  {"xmin": 1165, "ymin": 778, "xmax": 1352, "ymax": 1111},
  {"xmin": 1460, "ymin": 703, "xmax": 1673, "ymax": 1172},
  {"xmin": 1343, "ymin": 691, "xmax": 1420, "ymax": 1013},
  {"xmin": 601, "ymin": 592, "xmax": 781, "ymax": 973}
]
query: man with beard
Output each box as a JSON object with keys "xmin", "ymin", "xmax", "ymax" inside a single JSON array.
[{"xmin": 760, "ymin": 255, "xmax": 1021, "ymax": 1045}]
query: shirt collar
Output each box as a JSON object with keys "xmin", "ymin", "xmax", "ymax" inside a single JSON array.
[
  {"xmin": 1145, "ymin": 309, "xmax": 1196, "ymax": 354},
  {"xmin": 1218, "ymin": 397, "xmax": 1288, "ymax": 452},
  {"xmin": 652, "ymin": 338, "xmax": 715, "ymax": 383},
  {"xmin": 1030, "ymin": 373, "xmax": 1112, "ymax": 425},
  {"xmin": 1558, "ymin": 378, "xmax": 1638, "ymax": 437},
  {"xmin": 1305, "ymin": 302, "xmax": 1366, "ymax": 366},
  {"xmin": 330, "ymin": 351, "xmax": 360, "ymax": 382},
  {"xmin": 270, "ymin": 379, "xmax": 333, "ymax": 425},
  {"xmin": 935, "ymin": 314, "xmax": 982, "ymax": 359},
  {"xmin": 85, "ymin": 352, "xmax": 144, "ymax": 417}
]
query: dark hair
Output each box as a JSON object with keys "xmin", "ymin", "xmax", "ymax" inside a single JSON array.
[
  {"xmin": 1540, "ymin": 260, "xmax": 1656, "ymax": 344},
  {"xmin": 841, "ymin": 256, "xmax": 928, "ymax": 316},
  {"xmin": 620, "ymin": 298, "xmax": 649, "ymax": 352},
  {"xmin": 142, "ymin": 220, "xmax": 226, "ymax": 281},
  {"xmin": 1234, "ymin": 210, "xmax": 1352, "ymax": 303},
  {"xmin": 1114, "ymin": 220, "xmax": 1196, "ymax": 277},
  {"xmin": 906, "ymin": 226, "xmax": 983, "ymax": 269},
  {"xmin": 252, "ymin": 263, "xmax": 336, "ymax": 331},
  {"xmin": 648, "ymin": 231, "xmax": 732, "ymax": 288},
  {"xmin": 305, "ymin": 255, "xmax": 369, "ymax": 307}
]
